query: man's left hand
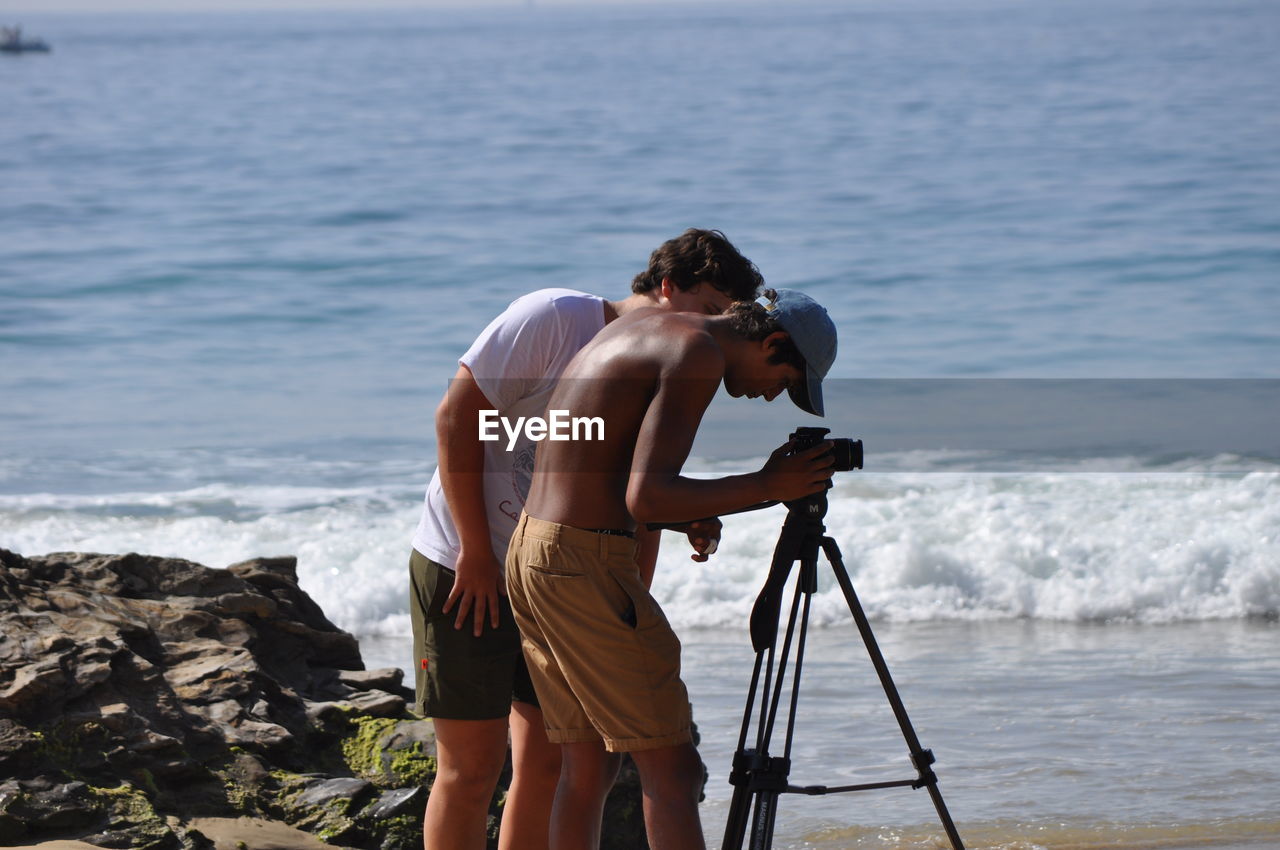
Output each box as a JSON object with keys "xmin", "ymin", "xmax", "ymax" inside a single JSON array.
[{"xmin": 671, "ymin": 518, "xmax": 722, "ymax": 562}]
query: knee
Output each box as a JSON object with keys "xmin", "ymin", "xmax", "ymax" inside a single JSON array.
[
  {"xmin": 434, "ymin": 758, "xmax": 505, "ymax": 802},
  {"xmin": 643, "ymin": 770, "xmax": 702, "ymax": 806},
  {"xmin": 557, "ymin": 750, "xmax": 620, "ymax": 801},
  {"xmin": 635, "ymin": 747, "xmax": 703, "ymax": 805}
]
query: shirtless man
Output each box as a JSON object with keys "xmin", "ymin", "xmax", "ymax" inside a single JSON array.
[{"xmin": 505, "ymin": 289, "xmax": 838, "ymax": 849}]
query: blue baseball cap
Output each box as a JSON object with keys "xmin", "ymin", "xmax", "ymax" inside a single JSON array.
[{"xmin": 763, "ymin": 289, "xmax": 837, "ymax": 416}]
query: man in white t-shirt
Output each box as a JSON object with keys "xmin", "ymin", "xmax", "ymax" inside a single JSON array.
[{"xmin": 410, "ymin": 230, "xmax": 764, "ymax": 850}]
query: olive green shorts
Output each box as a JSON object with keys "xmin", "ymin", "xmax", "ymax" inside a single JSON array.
[{"xmin": 409, "ymin": 549, "xmax": 538, "ymax": 720}]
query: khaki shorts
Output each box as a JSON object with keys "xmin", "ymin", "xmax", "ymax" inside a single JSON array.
[{"xmin": 505, "ymin": 513, "xmax": 693, "ymax": 753}]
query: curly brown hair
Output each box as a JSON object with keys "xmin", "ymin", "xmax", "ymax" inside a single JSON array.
[
  {"xmin": 723, "ymin": 290, "xmax": 807, "ymax": 370},
  {"xmin": 631, "ymin": 229, "xmax": 763, "ymax": 302}
]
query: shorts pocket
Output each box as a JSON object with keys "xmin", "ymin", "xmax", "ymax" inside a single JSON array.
[
  {"xmin": 520, "ymin": 538, "xmax": 586, "ymax": 578},
  {"xmin": 525, "ymin": 564, "xmax": 587, "ymax": 578},
  {"xmin": 423, "ymin": 564, "xmax": 455, "ymax": 621},
  {"xmin": 411, "ymin": 552, "xmax": 458, "ymax": 624},
  {"xmin": 607, "ymin": 565, "xmax": 672, "ymax": 635}
]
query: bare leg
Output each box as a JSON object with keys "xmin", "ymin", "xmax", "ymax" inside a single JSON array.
[
  {"xmin": 499, "ymin": 701, "xmax": 562, "ymax": 850},
  {"xmin": 630, "ymin": 743, "xmax": 705, "ymax": 850},
  {"xmin": 423, "ymin": 717, "xmax": 508, "ymax": 850},
  {"xmin": 550, "ymin": 740, "xmax": 622, "ymax": 850}
]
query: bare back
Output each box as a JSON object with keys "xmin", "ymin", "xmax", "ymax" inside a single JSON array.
[{"xmin": 524, "ymin": 309, "xmax": 724, "ymax": 530}]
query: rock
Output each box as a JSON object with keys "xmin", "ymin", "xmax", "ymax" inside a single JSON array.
[
  {"xmin": 0, "ymin": 548, "xmax": 394, "ymax": 847},
  {"xmin": 346, "ymin": 691, "xmax": 406, "ymax": 718},
  {"xmin": 0, "ymin": 548, "xmax": 656, "ymax": 849},
  {"xmin": 337, "ymin": 668, "xmax": 404, "ymax": 693},
  {"xmin": 0, "ymin": 658, "xmax": 65, "ymax": 714},
  {"xmin": 212, "ymin": 591, "xmax": 279, "ymax": 619},
  {"xmin": 0, "ymin": 780, "xmax": 27, "ymax": 844},
  {"xmin": 227, "ymin": 556, "xmax": 301, "ymax": 588},
  {"xmin": 360, "ymin": 787, "xmax": 425, "ymax": 820},
  {"xmin": 187, "ymin": 816, "xmax": 355, "ymax": 850},
  {"xmin": 8, "ymin": 781, "xmax": 99, "ymax": 833},
  {"xmin": 304, "ymin": 700, "xmax": 351, "ymax": 729},
  {"xmin": 0, "ymin": 715, "xmax": 46, "ymax": 774},
  {"xmin": 295, "ymin": 777, "xmax": 375, "ymax": 812},
  {"xmin": 340, "ymin": 716, "xmax": 437, "ymax": 790}
]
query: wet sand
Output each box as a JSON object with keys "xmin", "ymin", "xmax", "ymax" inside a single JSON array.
[{"xmin": 12, "ymin": 817, "xmax": 352, "ymax": 850}]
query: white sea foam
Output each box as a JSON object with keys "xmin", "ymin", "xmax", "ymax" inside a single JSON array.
[
  {"xmin": 656, "ymin": 470, "xmax": 1280, "ymax": 627},
  {"xmin": 4, "ymin": 464, "xmax": 1276, "ymax": 634}
]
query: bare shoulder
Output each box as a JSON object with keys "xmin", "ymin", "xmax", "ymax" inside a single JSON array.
[
  {"xmin": 588, "ymin": 309, "xmax": 725, "ymax": 382},
  {"xmin": 634, "ymin": 312, "xmax": 724, "ymax": 379}
]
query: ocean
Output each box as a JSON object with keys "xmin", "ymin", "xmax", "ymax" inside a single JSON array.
[{"xmin": 3, "ymin": 1, "xmax": 1279, "ymax": 847}]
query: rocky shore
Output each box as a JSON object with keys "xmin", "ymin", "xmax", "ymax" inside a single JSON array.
[{"xmin": 0, "ymin": 550, "xmax": 646, "ymax": 849}]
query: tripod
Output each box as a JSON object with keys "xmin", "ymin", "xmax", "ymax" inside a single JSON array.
[{"xmin": 721, "ymin": 490, "xmax": 965, "ymax": 850}]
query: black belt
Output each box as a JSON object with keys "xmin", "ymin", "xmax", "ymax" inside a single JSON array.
[{"xmin": 586, "ymin": 528, "xmax": 635, "ymax": 539}]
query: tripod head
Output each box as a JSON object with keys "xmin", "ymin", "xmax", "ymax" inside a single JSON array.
[{"xmin": 748, "ymin": 429, "xmax": 862, "ymax": 652}]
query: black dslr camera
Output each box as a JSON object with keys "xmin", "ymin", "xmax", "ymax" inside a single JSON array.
[{"xmin": 791, "ymin": 426, "xmax": 863, "ymax": 472}]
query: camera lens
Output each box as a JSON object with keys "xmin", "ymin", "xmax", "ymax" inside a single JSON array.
[
  {"xmin": 829, "ymin": 438, "xmax": 864, "ymax": 471},
  {"xmin": 788, "ymin": 428, "xmax": 863, "ymax": 472}
]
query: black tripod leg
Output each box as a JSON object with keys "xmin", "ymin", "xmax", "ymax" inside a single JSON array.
[
  {"xmin": 725, "ymin": 526, "xmax": 806, "ymax": 850},
  {"xmin": 722, "ymin": 653, "xmax": 766, "ymax": 850},
  {"xmin": 723, "ymin": 759, "xmax": 751, "ymax": 848},
  {"xmin": 821, "ymin": 537, "xmax": 966, "ymax": 850},
  {"xmin": 751, "ymin": 790, "xmax": 779, "ymax": 850}
]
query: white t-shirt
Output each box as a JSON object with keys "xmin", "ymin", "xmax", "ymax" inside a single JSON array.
[{"xmin": 412, "ymin": 289, "xmax": 607, "ymax": 570}]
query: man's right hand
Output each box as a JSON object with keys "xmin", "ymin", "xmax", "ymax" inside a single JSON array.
[
  {"xmin": 759, "ymin": 439, "xmax": 836, "ymax": 502},
  {"xmin": 435, "ymin": 364, "xmax": 506, "ymax": 638},
  {"xmin": 442, "ymin": 548, "xmax": 505, "ymax": 636}
]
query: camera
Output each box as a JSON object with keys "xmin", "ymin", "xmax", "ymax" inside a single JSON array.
[{"xmin": 791, "ymin": 426, "xmax": 863, "ymax": 472}]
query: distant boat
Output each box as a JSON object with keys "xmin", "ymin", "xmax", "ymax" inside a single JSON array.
[{"xmin": 1, "ymin": 25, "xmax": 51, "ymax": 53}]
